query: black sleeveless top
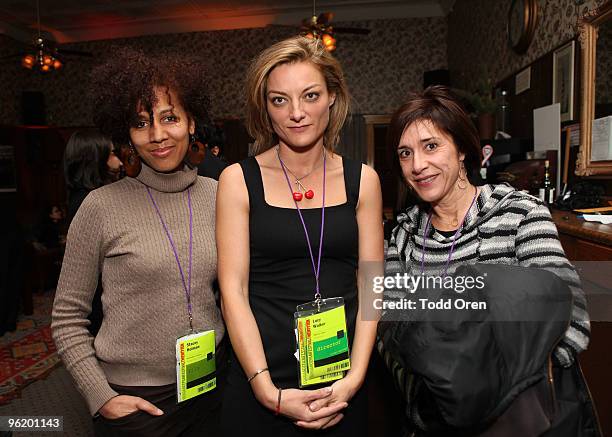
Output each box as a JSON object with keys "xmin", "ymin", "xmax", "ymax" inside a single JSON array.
[{"xmin": 238, "ymin": 155, "xmax": 361, "ymax": 387}]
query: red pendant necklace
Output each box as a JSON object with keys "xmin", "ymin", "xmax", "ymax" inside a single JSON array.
[{"xmin": 276, "ymin": 146, "xmax": 324, "ymax": 201}]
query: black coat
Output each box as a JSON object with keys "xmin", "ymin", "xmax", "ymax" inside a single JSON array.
[
  {"xmin": 379, "ymin": 263, "xmax": 601, "ymax": 436},
  {"xmin": 197, "ymin": 148, "xmax": 227, "ymax": 181}
]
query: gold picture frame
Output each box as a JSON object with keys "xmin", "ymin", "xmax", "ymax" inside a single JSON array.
[{"xmin": 576, "ymin": 1, "xmax": 612, "ymax": 176}]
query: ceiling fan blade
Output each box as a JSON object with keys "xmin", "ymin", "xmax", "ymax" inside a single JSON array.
[
  {"xmin": 0, "ymin": 52, "xmax": 26, "ymax": 60},
  {"xmin": 318, "ymin": 12, "xmax": 334, "ymax": 24},
  {"xmin": 333, "ymin": 27, "xmax": 371, "ymax": 35},
  {"xmin": 56, "ymin": 48, "xmax": 93, "ymax": 57}
]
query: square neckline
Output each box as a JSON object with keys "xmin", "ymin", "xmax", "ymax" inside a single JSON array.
[{"xmin": 253, "ymin": 155, "xmax": 350, "ymax": 211}]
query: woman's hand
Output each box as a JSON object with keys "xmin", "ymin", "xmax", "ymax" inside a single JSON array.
[
  {"xmin": 295, "ymin": 376, "xmax": 360, "ymax": 429},
  {"xmin": 278, "ymin": 387, "xmax": 348, "ymax": 429},
  {"xmin": 98, "ymin": 395, "xmax": 163, "ymax": 420}
]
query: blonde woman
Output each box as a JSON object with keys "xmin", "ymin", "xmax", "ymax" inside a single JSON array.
[{"xmin": 217, "ymin": 37, "xmax": 383, "ymax": 435}]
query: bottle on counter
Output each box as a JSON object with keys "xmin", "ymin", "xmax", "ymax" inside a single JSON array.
[
  {"xmin": 538, "ymin": 160, "xmax": 555, "ymax": 205},
  {"xmin": 496, "ymin": 90, "xmax": 510, "ymax": 134}
]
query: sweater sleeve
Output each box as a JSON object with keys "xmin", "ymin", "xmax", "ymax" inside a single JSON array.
[
  {"xmin": 515, "ymin": 203, "xmax": 591, "ymax": 367},
  {"xmin": 51, "ymin": 192, "xmax": 118, "ymax": 415}
]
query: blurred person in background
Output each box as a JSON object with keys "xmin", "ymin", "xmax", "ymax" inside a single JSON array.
[{"xmin": 63, "ymin": 129, "xmax": 122, "ymax": 224}]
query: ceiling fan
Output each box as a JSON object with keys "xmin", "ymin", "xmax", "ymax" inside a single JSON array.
[
  {"xmin": 0, "ymin": 0, "xmax": 92, "ymax": 72},
  {"xmin": 274, "ymin": 0, "xmax": 371, "ymax": 52}
]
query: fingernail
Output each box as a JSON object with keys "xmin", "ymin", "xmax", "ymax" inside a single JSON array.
[
  {"xmin": 309, "ymin": 403, "xmax": 316, "ymax": 411},
  {"xmin": 325, "ymin": 387, "xmax": 332, "ymax": 393},
  {"xmin": 157, "ymin": 409, "xmax": 164, "ymax": 415}
]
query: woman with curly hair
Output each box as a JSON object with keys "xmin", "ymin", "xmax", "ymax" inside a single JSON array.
[{"xmin": 52, "ymin": 48, "xmax": 225, "ymax": 437}]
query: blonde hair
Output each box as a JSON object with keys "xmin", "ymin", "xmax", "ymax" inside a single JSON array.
[{"xmin": 245, "ymin": 36, "xmax": 350, "ymax": 155}]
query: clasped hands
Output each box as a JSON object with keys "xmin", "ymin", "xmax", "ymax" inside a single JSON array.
[
  {"xmin": 264, "ymin": 376, "xmax": 359, "ymax": 430},
  {"xmin": 98, "ymin": 376, "xmax": 359, "ymax": 430}
]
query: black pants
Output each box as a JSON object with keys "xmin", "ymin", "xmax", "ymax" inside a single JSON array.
[{"xmin": 94, "ymin": 339, "xmax": 229, "ymax": 437}]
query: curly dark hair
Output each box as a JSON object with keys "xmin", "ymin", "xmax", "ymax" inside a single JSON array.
[{"xmin": 90, "ymin": 47, "xmax": 211, "ymax": 146}]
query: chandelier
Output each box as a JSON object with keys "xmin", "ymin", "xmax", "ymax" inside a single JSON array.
[
  {"xmin": 21, "ymin": 0, "xmax": 63, "ymax": 72},
  {"xmin": 300, "ymin": 1, "xmax": 337, "ymax": 51},
  {"xmin": 22, "ymin": 37, "xmax": 63, "ymax": 72}
]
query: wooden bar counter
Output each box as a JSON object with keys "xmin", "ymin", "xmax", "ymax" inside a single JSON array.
[
  {"xmin": 551, "ymin": 209, "xmax": 612, "ymax": 259},
  {"xmin": 551, "ymin": 209, "xmax": 612, "ymax": 435}
]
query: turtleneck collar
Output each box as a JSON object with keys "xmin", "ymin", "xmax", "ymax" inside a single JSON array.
[{"xmin": 135, "ymin": 164, "xmax": 197, "ymax": 193}]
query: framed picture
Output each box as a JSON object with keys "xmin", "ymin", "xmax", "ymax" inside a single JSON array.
[{"xmin": 552, "ymin": 40, "xmax": 575, "ymax": 122}]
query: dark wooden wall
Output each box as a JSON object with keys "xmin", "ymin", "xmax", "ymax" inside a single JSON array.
[
  {"xmin": 218, "ymin": 118, "xmax": 252, "ymax": 164},
  {"xmin": 0, "ymin": 126, "xmax": 67, "ymax": 229},
  {"xmin": 495, "ymin": 38, "xmax": 581, "ymax": 140}
]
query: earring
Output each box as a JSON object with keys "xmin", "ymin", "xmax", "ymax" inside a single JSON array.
[
  {"xmin": 185, "ymin": 134, "xmax": 206, "ymax": 168},
  {"xmin": 457, "ymin": 161, "xmax": 467, "ymax": 190},
  {"xmin": 122, "ymin": 142, "xmax": 141, "ymax": 177}
]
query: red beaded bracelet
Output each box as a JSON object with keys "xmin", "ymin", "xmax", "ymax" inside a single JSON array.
[{"xmin": 275, "ymin": 388, "xmax": 283, "ymax": 416}]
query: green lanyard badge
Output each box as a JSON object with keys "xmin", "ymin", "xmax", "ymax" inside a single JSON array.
[
  {"xmin": 175, "ymin": 330, "xmax": 216, "ymax": 402},
  {"xmin": 295, "ymin": 297, "xmax": 351, "ymax": 387}
]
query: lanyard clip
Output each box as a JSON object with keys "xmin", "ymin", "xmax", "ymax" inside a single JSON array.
[
  {"xmin": 188, "ymin": 314, "xmax": 194, "ymax": 334},
  {"xmin": 314, "ymin": 291, "xmax": 322, "ymax": 313}
]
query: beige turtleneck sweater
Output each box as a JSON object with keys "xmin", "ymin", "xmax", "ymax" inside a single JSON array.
[{"xmin": 51, "ymin": 164, "xmax": 224, "ymax": 415}]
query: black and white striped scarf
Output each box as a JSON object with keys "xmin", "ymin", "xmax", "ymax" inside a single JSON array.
[{"xmin": 383, "ymin": 183, "xmax": 590, "ymax": 367}]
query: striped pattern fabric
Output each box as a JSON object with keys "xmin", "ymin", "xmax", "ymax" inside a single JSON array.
[{"xmin": 384, "ymin": 184, "xmax": 590, "ymax": 367}]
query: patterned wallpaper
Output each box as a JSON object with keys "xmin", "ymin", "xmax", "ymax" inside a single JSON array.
[
  {"xmin": 0, "ymin": 17, "xmax": 447, "ymax": 127},
  {"xmin": 447, "ymin": 0, "xmax": 608, "ymax": 91},
  {"xmin": 596, "ymin": 19, "xmax": 611, "ymax": 105},
  {"xmin": 3, "ymin": 0, "xmax": 609, "ymax": 127},
  {"xmin": 0, "ymin": 35, "xmax": 25, "ymax": 126}
]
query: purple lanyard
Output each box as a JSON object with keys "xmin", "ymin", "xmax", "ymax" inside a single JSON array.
[
  {"xmin": 420, "ymin": 188, "xmax": 477, "ymax": 276},
  {"xmin": 277, "ymin": 148, "xmax": 326, "ymax": 301},
  {"xmin": 146, "ymin": 186, "xmax": 194, "ymax": 332}
]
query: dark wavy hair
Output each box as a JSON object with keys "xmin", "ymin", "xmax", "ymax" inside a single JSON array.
[
  {"xmin": 387, "ymin": 86, "xmax": 481, "ymax": 209},
  {"xmin": 90, "ymin": 47, "xmax": 211, "ymax": 146},
  {"xmin": 63, "ymin": 130, "xmax": 112, "ymax": 190},
  {"xmin": 388, "ymin": 86, "xmax": 481, "ymax": 182}
]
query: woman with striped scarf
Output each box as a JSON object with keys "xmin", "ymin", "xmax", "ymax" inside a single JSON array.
[{"xmin": 379, "ymin": 86, "xmax": 600, "ymax": 436}]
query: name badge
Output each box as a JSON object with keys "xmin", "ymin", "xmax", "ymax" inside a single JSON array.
[
  {"xmin": 294, "ymin": 297, "xmax": 351, "ymax": 387},
  {"xmin": 175, "ymin": 330, "xmax": 216, "ymax": 402}
]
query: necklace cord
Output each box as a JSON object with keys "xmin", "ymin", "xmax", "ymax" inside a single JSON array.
[
  {"xmin": 282, "ymin": 148, "xmax": 325, "ymax": 191},
  {"xmin": 420, "ymin": 186, "xmax": 478, "ymax": 276},
  {"xmin": 146, "ymin": 186, "xmax": 194, "ymax": 332},
  {"xmin": 277, "ymin": 146, "xmax": 326, "ymax": 300}
]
